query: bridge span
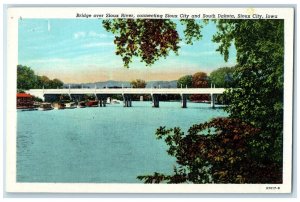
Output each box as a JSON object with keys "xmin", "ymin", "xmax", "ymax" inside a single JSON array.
[{"xmin": 26, "ymin": 87, "xmax": 226, "ymax": 108}]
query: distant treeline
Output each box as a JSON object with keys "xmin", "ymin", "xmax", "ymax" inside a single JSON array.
[
  {"xmin": 177, "ymin": 66, "xmax": 237, "ymax": 89},
  {"xmin": 17, "ymin": 65, "xmax": 64, "ymax": 91},
  {"xmin": 17, "ymin": 64, "xmax": 236, "ymax": 96},
  {"xmin": 176, "ymin": 66, "xmax": 237, "ymax": 102}
]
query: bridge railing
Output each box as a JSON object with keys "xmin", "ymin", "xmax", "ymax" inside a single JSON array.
[{"xmin": 27, "ymin": 88, "xmax": 226, "ymax": 95}]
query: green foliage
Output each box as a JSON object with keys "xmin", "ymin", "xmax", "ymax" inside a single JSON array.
[
  {"xmin": 33, "ymin": 96, "xmax": 43, "ymax": 102},
  {"xmin": 177, "ymin": 75, "xmax": 192, "ymax": 88},
  {"xmin": 130, "ymin": 79, "xmax": 147, "ymax": 88},
  {"xmin": 51, "ymin": 79, "xmax": 64, "ymax": 89},
  {"xmin": 17, "ymin": 65, "xmax": 36, "ymax": 90},
  {"xmin": 103, "ymin": 19, "xmax": 206, "ymax": 68},
  {"xmin": 138, "ymin": 118, "xmax": 282, "ymax": 184},
  {"xmin": 17, "ymin": 65, "xmax": 64, "ymax": 90},
  {"xmin": 102, "ymin": 19, "xmax": 284, "ymax": 184},
  {"xmin": 213, "ymin": 20, "xmax": 284, "ymax": 163},
  {"xmin": 180, "ymin": 19, "xmax": 204, "ymax": 45},
  {"xmin": 103, "ymin": 19, "xmax": 180, "ymax": 68},
  {"xmin": 192, "ymin": 72, "xmax": 209, "ymax": 88},
  {"xmin": 190, "ymin": 72, "xmax": 209, "ymax": 101},
  {"xmin": 209, "ymin": 66, "xmax": 237, "ymax": 88}
]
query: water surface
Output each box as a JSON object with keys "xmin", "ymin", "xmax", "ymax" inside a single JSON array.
[{"xmin": 17, "ymin": 101, "xmax": 227, "ymax": 183}]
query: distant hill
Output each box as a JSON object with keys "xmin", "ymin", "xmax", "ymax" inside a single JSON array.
[
  {"xmin": 64, "ymin": 80, "xmax": 178, "ymax": 89},
  {"xmin": 146, "ymin": 80, "xmax": 177, "ymax": 88}
]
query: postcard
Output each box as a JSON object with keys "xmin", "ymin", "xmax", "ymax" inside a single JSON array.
[{"xmin": 5, "ymin": 6, "xmax": 294, "ymax": 193}]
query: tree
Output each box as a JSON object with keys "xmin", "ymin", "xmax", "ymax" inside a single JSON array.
[
  {"xmin": 209, "ymin": 66, "xmax": 237, "ymax": 104},
  {"xmin": 103, "ymin": 19, "xmax": 284, "ymax": 183},
  {"xmin": 130, "ymin": 79, "xmax": 147, "ymax": 101},
  {"xmin": 177, "ymin": 75, "xmax": 193, "ymax": 88},
  {"xmin": 209, "ymin": 66, "xmax": 236, "ymax": 88},
  {"xmin": 213, "ymin": 20, "xmax": 284, "ymax": 164},
  {"xmin": 17, "ymin": 65, "xmax": 64, "ymax": 90},
  {"xmin": 39, "ymin": 76, "xmax": 51, "ymax": 88},
  {"xmin": 102, "ymin": 19, "xmax": 204, "ymax": 68},
  {"xmin": 192, "ymin": 72, "xmax": 209, "ymax": 88},
  {"xmin": 130, "ymin": 79, "xmax": 147, "ymax": 88},
  {"xmin": 137, "ymin": 118, "xmax": 282, "ymax": 184},
  {"xmin": 102, "ymin": 19, "xmax": 180, "ymax": 68},
  {"xmin": 17, "ymin": 65, "xmax": 36, "ymax": 90},
  {"xmin": 35, "ymin": 76, "xmax": 44, "ymax": 89},
  {"xmin": 190, "ymin": 72, "xmax": 209, "ymax": 101},
  {"xmin": 49, "ymin": 78, "xmax": 64, "ymax": 89}
]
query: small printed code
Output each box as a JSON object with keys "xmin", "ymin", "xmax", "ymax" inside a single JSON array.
[{"xmin": 266, "ymin": 186, "xmax": 280, "ymax": 190}]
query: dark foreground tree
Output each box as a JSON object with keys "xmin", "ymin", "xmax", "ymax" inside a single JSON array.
[
  {"xmin": 214, "ymin": 20, "xmax": 284, "ymax": 165},
  {"xmin": 137, "ymin": 118, "xmax": 282, "ymax": 183},
  {"xmin": 103, "ymin": 19, "xmax": 284, "ymax": 183},
  {"xmin": 102, "ymin": 19, "xmax": 204, "ymax": 68}
]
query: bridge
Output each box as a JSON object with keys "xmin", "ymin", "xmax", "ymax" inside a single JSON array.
[{"xmin": 26, "ymin": 87, "xmax": 226, "ymax": 108}]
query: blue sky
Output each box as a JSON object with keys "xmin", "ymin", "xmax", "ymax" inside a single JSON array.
[{"xmin": 18, "ymin": 19, "xmax": 237, "ymax": 83}]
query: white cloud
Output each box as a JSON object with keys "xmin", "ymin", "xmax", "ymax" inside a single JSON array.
[
  {"xmin": 73, "ymin": 31, "xmax": 86, "ymax": 39},
  {"xmin": 180, "ymin": 50, "xmax": 217, "ymax": 57},
  {"xmin": 47, "ymin": 20, "xmax": 51, "ymax": 32},
  {"xmin": 178, "ymin": 41, "xmax": 188, "ymax": 47},
  {"xmin": 28, "ymin": 58, "xmax": 67, "ymax": 64},
  {"xmin": 82, "ymin": 42, "xmax": 114, "ymax": 48},
  {"xmin": 73, "ymin": 31, "xmax": 114, "ymax": 40},
  {"xmin": 88, "ymin": 31, "xmax": 111, "ymax": 38},
  {"xmin": 29, "ymin": 26, "xmax": 45, "ymax": 33}
]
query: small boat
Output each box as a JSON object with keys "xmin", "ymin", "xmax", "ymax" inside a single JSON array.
[
  {"xmin": 106, "ymin": 97, "xmax": 121, "ymax": 104},
  {"xmin": 21, "ymin": 107, "xmax": 37, "ymax": 111},
  {"xmin": 53, "ymin": 102, "xmax": 66, "ymax": 110},
  {"xmin": 17, "ymin": 107, "xmax": 37, "ymax": 112},
  {"xmin": 17, "ymin": 105, "xmax": 37, "ymax": 110},
  {"xmin": 38, "ymin": 103, "xmax": 53, "ymax": 111},
  {"xmin": 77, "ymin": 101, "xmax": 86, "ymax": 108},
  {"xmin": 65, "ymin": 102, "xmax": 76, "ymax": 109},
  {"xmin": 86, "ymin": 100, "xmax": 99, "ymax": 107},
  {"xmin": 112, "ymin": 99, "xmax": 121, "ymax": 104},
  {"xmin": 33, "ymin": 102, "xmax": 41, "ymax": 108}
]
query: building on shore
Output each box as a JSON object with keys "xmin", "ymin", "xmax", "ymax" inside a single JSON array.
[{"xmin": 17, "ymin": 93, "xmax": 34, "ymax": 109}]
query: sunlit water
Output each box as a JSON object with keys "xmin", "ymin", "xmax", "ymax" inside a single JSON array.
[{"xmin": 17, "ymin": 101, "xmax": 227, "ymax": 183}]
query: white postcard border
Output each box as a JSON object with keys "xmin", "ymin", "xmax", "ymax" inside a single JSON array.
[{"xmin": 5, "ymin": 6, "xmax": 294, "ymax": 193}]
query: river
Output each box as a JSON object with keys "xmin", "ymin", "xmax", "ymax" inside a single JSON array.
[{"xmin": 17, "ymin": 101, "xmax": 227, "ymax": 183}]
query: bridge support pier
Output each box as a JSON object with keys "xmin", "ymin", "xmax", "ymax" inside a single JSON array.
[
  {"xmin": 96, "ymin": 94, "xmax": 107, "ymax": 107},
  {"xmin": 152, "ymin": 94, "xmax": 160, "ymax": 108},
  {"xmin": 70, "ymin": 94, "xmax": 85, "ymax": 102},
  {"xmin": 181, "ymin": 94, "xmax": 187, "ymax": 108},
  {"xmin": 98, "ymin": 99, "xmax": 106, "ymax": 107},
  {"xmin": 26, "ymin": 88, "xmax": 226, "ymax": 109},
  {"xmin": 123, "ymin": 94, "xmax": 132, "ymax": 107},
  {"xmin": 211, "ymin": 94, "xmax": 215, "ymax": 108},
  {"xmin": 44, "ymin": 94, "xmax": 61, "ymax": 103}
]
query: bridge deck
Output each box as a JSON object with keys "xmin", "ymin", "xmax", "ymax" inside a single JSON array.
[{"xmin": 27, "ymin": 88, "xmax": 226, "ymax": 95}]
